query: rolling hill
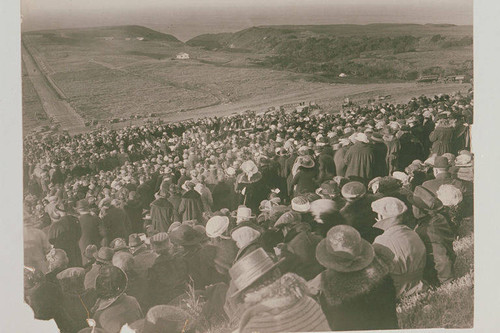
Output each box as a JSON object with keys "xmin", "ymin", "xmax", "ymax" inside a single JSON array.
[{"xmin": 187, "ymin": 24, "xmax": 473, "ymax": 81}]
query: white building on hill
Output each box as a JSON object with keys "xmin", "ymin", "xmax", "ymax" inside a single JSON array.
[{"xmin": 176, "ymin": 52, "xmax": 190, "ymax": 60}]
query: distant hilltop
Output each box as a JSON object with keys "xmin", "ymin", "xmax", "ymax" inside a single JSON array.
[
  {"xmin": 23, "ymin": 25, "xmax": 182, "ymax": 43},
  {"xmin": 186, "ymin": 23, "xmax": 472, "ymax": 52}
]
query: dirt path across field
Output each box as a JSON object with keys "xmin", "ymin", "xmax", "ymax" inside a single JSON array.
[
  {"xmin": 22, "ymin": 44, "xmax": 87, "ymax": 134},
  {"xmin": 158, "ymin": 81, "xmax": 471, "ymax": 123}
]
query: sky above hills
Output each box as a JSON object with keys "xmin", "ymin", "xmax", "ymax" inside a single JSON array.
[{"xmin": 21, "ymin": 0, "xmax": 473, "ymax": 41}]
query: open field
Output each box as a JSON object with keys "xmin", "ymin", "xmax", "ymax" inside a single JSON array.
[{"xmin": 22, "ymin": 24, "xmax": 472, "ymax": 134}]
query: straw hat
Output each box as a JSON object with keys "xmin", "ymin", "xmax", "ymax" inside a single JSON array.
[
  {"xmin": 341, "ymin": 181, "xmax": 366, "ymax": 199},
  {"xmin": 315, "ymin": 225, "xmax": 375, "ymax": 272},
  {"xmin": 205, "ymin": 216, "xmax": 230, "ymax": 238},
  {"xmin": 229, "ymin": 248, "xmax": 284, "ymax": 297}
]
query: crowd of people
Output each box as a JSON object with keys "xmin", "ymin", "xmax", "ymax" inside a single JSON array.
[{"xmin": 23, "ymin": 90, "xmax": 474, "ymax": 333}]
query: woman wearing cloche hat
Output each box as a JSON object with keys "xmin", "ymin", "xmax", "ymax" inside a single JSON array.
[{"xmin": 309, "ymin": 224, "xmax": 398, "ymax": 331}]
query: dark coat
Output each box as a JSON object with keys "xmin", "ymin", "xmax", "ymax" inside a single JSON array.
[
  {"xmin": 289, "ymin": 168, "xmax": 318, "ymax": 197},
  {"xmin": 372, "ymin": 142, "xmax": 388, "ymax": 177},
  {"xmin": 430, "ymin": 124, "xmax": 455, "ymax": 155},
  {"xmin": 124, "ymin": 199, "xmax": 144, "ymax": 234},
  {"xmin": 340, "ymin": 195, "xmax": 382, "ymax": 243},
  {"xmin": 236, "ymin": 176, "xmax": 271, "ymax": 214},
  {"xmin": 60, "ymin": 289, "xmax": 98, "ymax": 332},
  {"xmin": 212, "ymin": 181, "xmax": 236, "ymax": 211},
  {"xmin": 180, "ymin": 244, "xmax": 225, "ymax": 290},
  {"xmin": 78, "ymin": 213, "xmax": 101, "ymax": 265},
  {"xmin": 280, "ymin": 227, "xmax": 324, "ymax": 280},
  {"xmin": 147, "ymin": 251, "xmax": 189, "ymax": 306},
  {"xmin": 415, "ymin": 212, "xmax": 456, "ymax": 286},
  {"xmin": 344, "ymin": 142, "xmax": 375, "ymax": 180},
  {"xmin": 48, "ymin": 215, "xmax": 82, "ymax": 267},
  {"xmin": 178, "ymin": 190, "xmax": 204, "ymax": 223},
  {"xmin": 211, "ymin": 238, "xmax": 238, "ymax": 278},
  {"xmin": 102, "ymin": 207, "xmax": 131, "ymax": 246},
  {"xmin": 25, "ymin": 280, "xmax": 74, "ymax": 333},
  {"xmin": 398, "ymin": 131, "xmax": 425, "ymax": 170},
  {"xmin": 316, "ymin": 250, "xmax": 398, "ymax": 331},
  {"xmin": 150, "ymin": 197, "xmax": 174, "ymax": 233}
]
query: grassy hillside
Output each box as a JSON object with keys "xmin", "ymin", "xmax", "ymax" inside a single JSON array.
[
  {"xmin": 187, "ymin": 24, "xmax": 473, "ymax": 81},
  {"xmin": 24, "ymin": 25, "xmax": 182, "ymax": 43}
]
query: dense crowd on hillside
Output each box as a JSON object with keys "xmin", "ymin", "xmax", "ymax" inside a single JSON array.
[{"xmin": 23, "ymin": 90, "xmax": 474, "ymax": 333}]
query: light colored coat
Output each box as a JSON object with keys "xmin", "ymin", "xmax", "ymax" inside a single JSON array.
[{"xmin": 373, "ymin": 215, "xmax": 427, "ymax": 297}]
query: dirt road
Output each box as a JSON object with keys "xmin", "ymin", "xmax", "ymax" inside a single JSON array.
[
  {"xmin": 22, "ymin": 44, "xmax": 87, "ymax": 134},
  {"xmin": 158, "ymin": 81, "xmax": 471, "ymax": 123}
]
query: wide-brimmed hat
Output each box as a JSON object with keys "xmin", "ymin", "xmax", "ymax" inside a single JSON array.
[
  {"xmin": 274, "ymin": 211, "xmax": 301, "ymax": 229},
  {"xmin": 95, "ymin": 265, "xmax": 128, "ymax": 299},
  {"xmin": 206, "ymin": 216, "xmax": 230, "ymax": 238},
  {"xmin": 341, "ymin": 181, "xmax": 366, "ymax": 199},
  {"xmin": 316, "ymin": 225, "xmax": 375, "ymax": 272},
  {"xmin": 169, "ymin": 225, "xmax": 204, "ymax": 246},
  {"xmin": 229, "ymin": 248, "xmax": 284, "ymax": 297},
  {"xmin": 409, "ymin": 186, "xmax": 443, "ymax": 211},
  {"xmin": 296, "ymin": 155, "xmax": 315, "ymax": 168},
  {"xmin": 93, "ymin": 247, "xmax": 114, "ymax": 264},
  {"xmin": 291, "ymin": 196, "xmax": 310, "ymax": 212},
  {"xmin": 231, "ymin": 205, "xmax": 256, "ymax": 224}
]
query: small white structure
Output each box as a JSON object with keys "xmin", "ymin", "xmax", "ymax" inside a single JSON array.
[
  {"xmin": 339, "ymin": 73, "xmax": 348, "ymax": 78},
  {"xmin": 176, "ymin": 52, "xmax": 190, "ymax": 60},
  {"xmin": 136, "ymin": 37, "xmax": 144, "ymax": 41}
]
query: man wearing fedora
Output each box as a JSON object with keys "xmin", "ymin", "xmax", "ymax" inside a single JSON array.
[
  {"xmin": 229, "ymin": 248, "xmax": 331, "ymax": 333},
  {"xmin": 92, "ymin": 265, "xmax": 143, "ymax": 333},
  {"xmin": 76, "ymin": 199, "xmax": 101, "ymax": 266},
  {"xmin": 84, "ymin": 247, "xmax": 114, "ymax": 290},
  {"xmin": 170, "ymin": 225, "xmax": 223, "ymax": 290},
  {"xmin": 128, "ymin": 234, "xmax": 158, "ymax": 281},
  {"xmin": 310, "ymin": 225, "xmax": 398, "ymax": 331}
]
